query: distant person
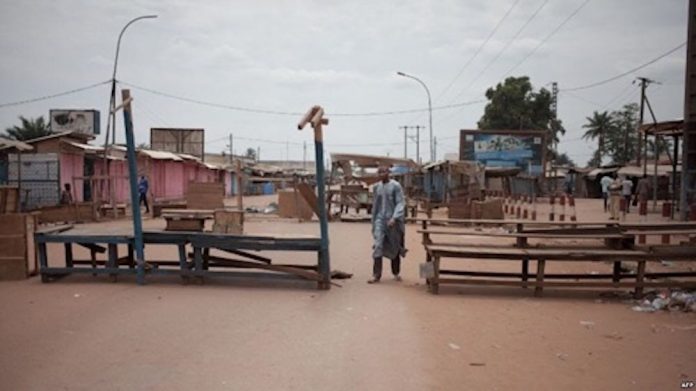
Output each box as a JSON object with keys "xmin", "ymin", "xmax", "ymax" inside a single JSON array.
[
  {"xmin": 600, "ymin": 174, "xmax": 613, "ymax": 212},
  {"xmin": 368, "ymin": 165, "xmax": 406, "ymax": 284},
  {"xmin": 60, "ymin": 183, "xmax": 73, "ymax": 205},
  {"xmin": 138, "ymin": 175, "xmax": 150, "ymax": 213},
  {"xmin": 608, "ymin": 174, "xmax": 623, "ymax": 220},
  {"xmin": 564, "ymin": 170, "xmax": 575, "ymax": 196},
  {"xmin": 635, "ymin": 174, "xmax": 652, "ymax": 207},
  {"xmin": 621, "ymin": 176, "xmax": 634, "ymax": 213}
]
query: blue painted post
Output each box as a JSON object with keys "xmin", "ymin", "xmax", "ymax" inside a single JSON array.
[
  {"xmin": 314, "ymin": 136, "xmax": 330, "ymax": 288},
  {"xmin": 120, "ymin": 89, "xmax": 146, "ymax": 285},
  {"xmin": 298, "ymin": 106, "xmax": 331, "ymax": 289}
]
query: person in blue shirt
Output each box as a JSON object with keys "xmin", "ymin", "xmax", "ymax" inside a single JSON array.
[
  {"xmin": 138, "ymin": 175, "xmax": 150, "ymax": 213},
  {"xmin": 600, "ymin": 174, "xmax": 613, "ymax": 212}
]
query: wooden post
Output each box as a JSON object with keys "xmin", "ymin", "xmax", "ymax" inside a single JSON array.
[
  {"xmin": 120, "ymin": 89, "xmax": 146, "ymax": 285},
  {"xmin": 298, "ymin": 106, "xmax": 331, "ymax": 289},
  {"xmin": 236, "ymin": 159, "xmax": 243, "ymax": 210},
  {"xmin": 534, "ymin": 259, "xmax": 545, "ymax": 297},
  {"xmin": 521, "ymin": 257, "xmax": 529, "ymax": 289},
  {"xmin": 635, "ymin": 261, "xmax": 646, "ymax": 297}
]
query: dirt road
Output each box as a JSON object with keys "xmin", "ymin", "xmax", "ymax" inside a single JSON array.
[{"xmin": 0, "ymin": 197, "xmax": 694, "ymax": 390}]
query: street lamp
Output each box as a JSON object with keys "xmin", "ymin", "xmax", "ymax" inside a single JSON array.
[
  {"xmin": 397, "ymin": 71, "xmax": 433, "ymax": 162},
  {"xmin": 106, "ymin": 15, "xmax": 158, "ymax": 145}
]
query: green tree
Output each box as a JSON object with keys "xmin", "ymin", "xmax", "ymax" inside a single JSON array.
[
  {"xmin": 478, "ymin": 76, "xmax": 566, "ymax": 145},
  {"xmin": 554, "ymin": 152, "xmax": 575, "ymax": 167},
  {"xmin": 245, "ymin": 147, "xmax": 257, "ymax": 160},
  {"xmin": 605, "ymin": 103, "xmax": 639, "ymax": 165},
  {"xmin": 4, "ymin": 115, "xmax": 52, "ymax": 141},
  {"xmin": 582, "ymin": 111, "xmax": 612, "ymax": 167}
]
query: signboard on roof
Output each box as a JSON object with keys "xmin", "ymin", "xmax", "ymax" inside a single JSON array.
[
  {"xmin": 49, "ymin": 109, "xmax": 100, "ymax": 135},
  {"xmin": 150, "ymin": 128, "xmax": 205, "ymax": 159},
  {"xmin": 459, "ymin": 129, "xmax": 546, "ymax": 176}
]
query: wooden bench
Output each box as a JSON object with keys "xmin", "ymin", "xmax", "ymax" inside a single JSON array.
[
  {"xmin": 424, "ymin": 244, "xmax": 696, "ymax": 296},
  {"xmin": 162, "ymin": 209, "xmax": 214, "ymax": 232},
  {"xmin": 100, "ymin": 204, "xmax": 127, "ymax": 218},
  {"xmin": 419, "ymin": 228, "xmax": 630, "ymax": 248}
]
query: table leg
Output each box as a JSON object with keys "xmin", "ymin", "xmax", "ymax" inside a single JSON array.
[
  {"xmin": 193, "ymin": 246, "xmax": 204, "ymax": 284},
  {"xmin": 635, "ymin": 261, "xmax": 646, "ymax": 297},
  {"xmin": 90, "ymin": 249, "xmax": 97, "ymax": 276},
  {"xmin": 431, "ymin": 255, "xmax": 440, "ymax": 295},
  {"xmin": 534, "ymin": 259, "xmax": 545, "ymax": 297},
  {"xmin": 521, "ymin": 257, "xmax": 529, "ymax": 288},
  {"xmin": 64, "ymin": 243, "xmax": 73, "ymax": 268},
  {"xmin": 39, "ymin": 242, "xmax": 49, "ymax": 283},
  {"xmin": 612, "ymin": 261, "xmax": 622, "ymax": 283},
  {"xmin": 127, "ymin": 244, "xmax": 135, "ymax": 268},
  {"xmin": 177, "ymin": 243, "xmax": 190, "ymax": 283},
  {"xmin": 108, "ymin": 244, "xmax": 118, "ymax": 282}
]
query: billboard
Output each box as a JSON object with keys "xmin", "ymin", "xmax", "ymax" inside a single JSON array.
[
  {"xmin": 50, "ymin": 109, "xmax": 100, "ymax": 135},
  {"xmin": 459, "ymin": 130, "xmax": 546, "ymax": 176},
  {"xmin": 150, "ymin": 128, "xmax": 205, "ymax": 159}
]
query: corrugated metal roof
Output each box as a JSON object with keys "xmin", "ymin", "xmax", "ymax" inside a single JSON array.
[
  {"xmin": 64, "ymin": 140, "xmax": 103, "ymax": 152},
  {"xmin": 0, "ymin": 137, "xmax": 33, "ymax": 151},
  {"xmin": 618, "ymin": 165, "xmax": 680, "ymax": 177},
  {"xmin": 139, "ymin": 149, "xmax": 183, "ymax": 161},
  {"xmin": 586, "ymin": 166, "xmax": 620, "ymax": 179}
]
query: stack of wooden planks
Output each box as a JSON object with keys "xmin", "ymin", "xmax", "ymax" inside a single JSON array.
[
  {"xmin": 0, "ymin": 213, "xmax": 37, "ymax": 280},
  {"xmin": 186, "ymin": 182, "xmax": 224, "ymax": 210},
  {"xmin": 0, "ymin": 186, "xmax": 19, "ymax": 214}
]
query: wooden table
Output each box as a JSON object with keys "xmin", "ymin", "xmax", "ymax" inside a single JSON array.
[
  {"xmin": 35, "ymin": 227, "xmax": 330, "ymax": 289},
  {"xmin": 162, "ymin": 209, "xmax": 214, "ymax": 231}
]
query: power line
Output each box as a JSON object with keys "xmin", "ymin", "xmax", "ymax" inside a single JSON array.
[
  {"xmin": 435, "ymin": 0, "xmax": 523, "ymax": 101},
  {"xmin": 118, "ymin": 80, "xmax": 484, "ymax": 117},
  {"xmin": 450, "ymin": 0, "xmax": 551, "ymax": 101},
  {"xmin": 0, "ymin": 80, "xmax": 110, "ymax": 108},
  {"xmin": 562, "ymin": 42, "xmax": 686, "ymax": 91},
  {"xmin": 504, "ymin": 0, "xmax": 592, "ymax": 76}
]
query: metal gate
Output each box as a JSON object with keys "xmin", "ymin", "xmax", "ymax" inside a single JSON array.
[{"xmin": 9, "ymin": 153, "xmax": 60, "ymax": 210}]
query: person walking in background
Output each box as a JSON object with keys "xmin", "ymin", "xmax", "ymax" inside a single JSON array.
[
  {"xmin": 635, "ymin": 174, "xmax": 652, "ymax": 211},
  {"xmin": 60, "ymin": 183, "xmax": 73, "ymax": 205},
  {"xmin": 368, "ymin": 165, "xmax": 406, "ymax": 284},
  {"xmin": 138, "ymin": 175, "xmax": 150, "ymax": 213},
  {"xmin": 600, "ymin": 174, "xmax": 613, "ymax": 212},
  {"xmin": 621, "ymin": 176, "xmax": 634, "ymax": 213},
  {"xmin": 608, "ymin": 174, "xmax": 623, "ymax": 220}
]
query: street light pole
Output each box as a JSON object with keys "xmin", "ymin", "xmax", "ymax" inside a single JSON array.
[
  {"xmin": 105, "ymin": 15, "xmax": 158, "ymax": 146},
  {"xmin": 397, "ymin": 71, "xmax": 433, "ymax": 161}
]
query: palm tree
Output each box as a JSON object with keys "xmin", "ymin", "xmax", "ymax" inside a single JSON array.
[
  {"xmin": 582, "ymin": 111, "xmax": 612, "ymax": 167},
  {"xmin": 4, "ymin": 116, "xmax": 52, "ymax": 141}
]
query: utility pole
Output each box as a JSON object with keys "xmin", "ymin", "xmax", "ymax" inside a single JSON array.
[
  {"xmin": 550, "ymin": 82, "xmax": 559, "ymax": 190},
  {"xmin": 434, "ymin": 136, "xmax": 438, "ymax": 161},
  {"xmin": 415, "ymin": 125, "xmax": 421, "ymax": 164},
  {"xmin": 228, "ymin": 133, "xmax": 233, "ymax": 164},
  {"xmin": 635, "ymin": 77, "xmax": 655, "ymax": 170},
  {"xmin": 400, "ymin": 126, "xmax": 408, "ymax": 158},
  {"xmin": 303, "ymin": 141, "xmax": 307, "ymax": 170},
  {"xmin": 257, "ymin": 146, "xmax": 260, "ymax": 162}
]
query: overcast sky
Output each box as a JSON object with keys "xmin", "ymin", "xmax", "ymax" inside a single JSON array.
[{"xmin": 0, "ymin": 0, "xmax": 689, "ymax": 165}]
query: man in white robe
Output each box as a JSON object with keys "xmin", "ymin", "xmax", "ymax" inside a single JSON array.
[{"xmin": 368, "ymin": 165, "xmax": 407, "ymax": 284}]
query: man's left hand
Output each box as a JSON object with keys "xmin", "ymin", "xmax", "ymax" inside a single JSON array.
[{"xmin": 387, "ymin": 219, "xmax": 395, "ymax": 227}]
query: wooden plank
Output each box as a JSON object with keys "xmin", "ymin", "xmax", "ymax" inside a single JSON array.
[
  {"xmin": 192, "ymin": 253, "xmax": 322, "ymax": 281},
  {"xmin": 417, "ymin": 229, "xmax": 626, "ymax": 239},
  {"xmin": 437, "ymin": 269, "xmax": 696, "ymax": 279},
  {"xmin": 296, "ymin": 182, "xmax": 320, "ymax": 218},
  {"xmin": 426, "ymin": 245, "xmax": 696, "ymax": 261},
  {"xmin": 165, "ymin": 218, "xmax": 205, "ymax": 232},
  {"xmin": 432, "ymin": 278, "xmax": 696, "ymax": 289}
]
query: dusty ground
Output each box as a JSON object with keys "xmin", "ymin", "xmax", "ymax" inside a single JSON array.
[{"xmin": 0, "ymin": 196, "xmax": 694, "ymax": 390}]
